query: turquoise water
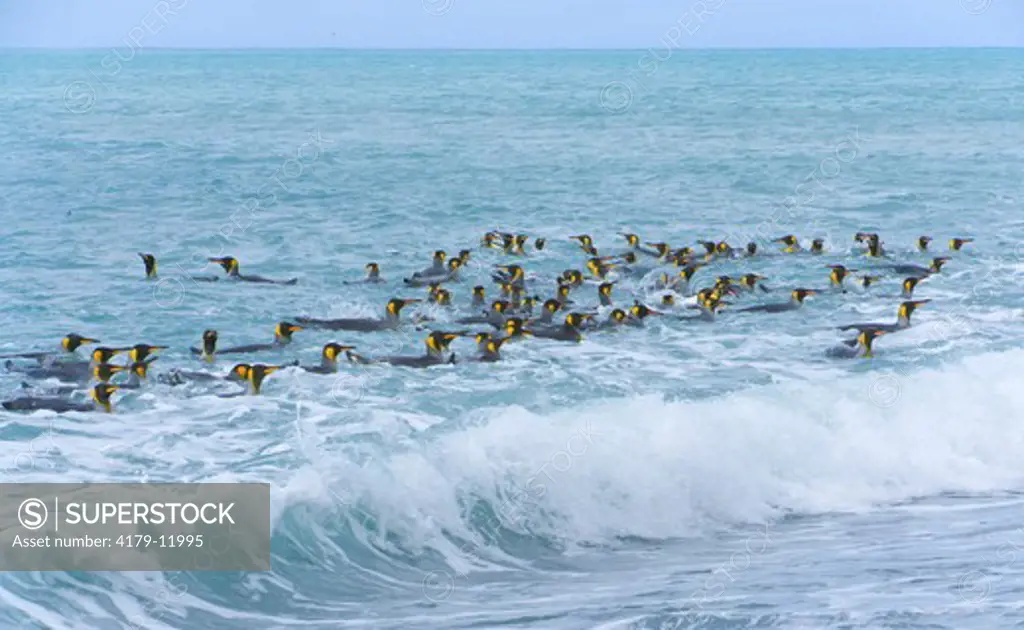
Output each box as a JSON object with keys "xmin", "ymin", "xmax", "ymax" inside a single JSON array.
[{"xmin": 2, "ymin": 49, "xmax": 1024, "ymax": 628}]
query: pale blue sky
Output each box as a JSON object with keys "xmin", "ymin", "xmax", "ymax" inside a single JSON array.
[{"xmin": 1, "ymin": 0, "xmax": 1021, "ymax": 49}]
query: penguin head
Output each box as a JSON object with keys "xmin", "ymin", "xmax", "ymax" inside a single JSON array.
[
  {"xmin": 860, "ymin": 275, "xmax": 882, "ymax": 287},
  {"xmin": 740, "ymin": 273, "xmax": 764, "ymax": 288},
  {"xmin": 514, "ymin": 234, "xmax": 529, "ymax": 248},
  {"xmin": 598, "ymin": 282, "xmax": 615, "ymax": 298},
  {"xmin": 902, "ymin": 277, "xmax": 921, "ymax": 293},
  {"xmin": 365, "ymin": 262, "xmax": 380, "ymax": 276},
  {"xmin": 544, "ymin": 299, "xmax": 562, "ymax": 314},
  {"xmin": 629, "ymin": 302, "xmax": 661, "ymax": 319},
  {"xmin": 387, "ymin": 298, "xmax": 421, "ymax": 316},
  {"xmin": 621, "ymin": 252, "xmax": 637, "ymax": 264},
  {"xmin": 322, "ymin": 342, "xmax": 356, "ymax": 362},
  {"xmin": 209, "ymin": 256, "xmax": 240, "ymax": 274},
  {"xmin": 564, "ymin": 313, "xmax": 589, "ymax": 329},
  {"xmin": 522, "ymin": 295, "xmax": 538, "ymax": 310},
  {"xmin": 484, "ymin": 338, "xmax": 506, "ymax": 357},
  {"xmin": 661, "ymin": 294, "xmax": 675, "ymax": 306},
  {"xmin": 556, "ymin": 284, "xmax": 572, "ymax": 300},
  {"xmin": 92, "ymin": 363, "xmax": 125, "ymax": 382},
  {"xmin": 426, "ymin": 331, "xmax": 461, "ymax": 355},
  {"xmin": 433, "ymin": 289, "xmax": 452, "ymax": 305},
  {"xmin": 474, "ymin": 332, "xmax": 492, "ymax": 345},
  {"xmin": 775, "ymin": 235, "xmax": 798, "ymax": 246},
  {"xmin": 91, "ymin": 384, "xmax": 120, "ymax": 412},
  {"xmin": 458, "ymin": 249, "xmax": 472, "ymax": 263},
  {"xmin": 91, "ymin": 347, "xmax": 125, "ymax": 364},
  {"xmin": 746, "ymin": 242, "xmax": 758, "ymax": 255},
  {"xmin": 130, "ymin": 357, "xmax": 157, "ymax": 378},
  {"xmin": 228, "ymin": 363, "xmax": 251, "ymax": 382},
  {"xmin": 274, "ymin": 322, "xmax": 304, "ymax": 342},
  {"xmin": 716, "ymin": 241, "xmax": 732, "ymax": 254},
  {"xmin": 570, "ymin": 234, "xmax": 593, "ymax": 246},
  {"xmin": 811, "ymin": 238, "xmax": 825, "ymax": 253},
  {"xmin": 201, "ymin": 329, "xmax": 218, "ymax": 355},
  {"xmin": 620, "ymin": 232, "xmax": 640, "ymax": 247},
  {"xmin": 472, "ymin": 285, "xmax": 486, "ymax": 300},
  {"xmin": 248, "ymin": 364, "xmax": 280, "ymax": 394},
  {"xmin": 139, "ymin": 252, "xmax": 157, "ymax": 278},
  {"xmin": 792, "ymin": 288, "xmax": 818, "ymax": 303},
  {"xmin": 917, "ymin": 236, "xmax": 932, "ymax": 250},
  {"xmin": 534, "ymin": 237, "xmax": 546, "ymax": 250},
  {"xmin": 504, "ymin": 317, "xmax": 532, "ymax": 337},
  {"xmin": 699, "ymin": 241, "xmax": 717, "ymax": 255},
  {"xmin": 931, "ymin": 257, "xmax": 951, "ymax": 272},
  {"xmin": 432, "ymin": 250, "xmax": 447, "ymax": 264},
  {"xmin": 610, "ymin": 308, "xmax": 627, "ymax": 324},
  {"xmin": 447, "ymin": 258, "xmax": 462, "ymax": 272},
  {"xmin": 857, "ymin": 329, "xmax": 887, "ymax": 357},
  {"xmin": 949, "ymin": 238, "xmax": 973, "ymax": 251},
  {"xmin": 128, "ymin": 344, "xmax": 167, "ymax": 362},
  {"xmin": 63, "ymin": 334, "xmax": 99, "ymax": 353},
  {"xmin": 898, "ymin": 299, "xmax": 931, "ymax": 320},
  {"xmin": 491, "ymin": 299, "xmax": 510, "ymax": 313}
]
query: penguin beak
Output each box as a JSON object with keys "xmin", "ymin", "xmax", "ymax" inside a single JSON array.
[{"xmin": 911, "ymin": 300, "xmax": 931, "ymax": 307}]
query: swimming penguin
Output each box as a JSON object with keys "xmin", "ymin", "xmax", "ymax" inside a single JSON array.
[
  {"xmin": 597, "ymin": 282, "xmax": 616, "ymax": 306},
  {"xmin": 825, "ymin": 329, "xmax": 888, "ymax": 359},
  {"xmin": 405, "ymin": 258, "xmax": 463, "ymax": 287},
  {"xmin": 208, "ymin": 256, "xmax": 298, "ymax": 285},
  {"xmin": 296, "ymin": 298, "xmax": 422, "ymax": 332},
  {"xmin": 827, "ymin": 265, "xmax": 858, "ymax": 291},
  {"xmin": 343, "ymin": 263, "xmax": 385, "ymax": 285},
  {"xmin": 774, "ymin": 235, "xmax": 801, "ymax": 253},
  {"xmin": 373, "ymin": 331, "xmax": 462, "ymax": 368},
  {"xmin": 570, "ymin": 235, "xmax": 598, "ymax": 256},
  {"xmin": 0, "ymin": 333, "xmax": 99, "ymax": 365},
  {"xmin": 6, "ymin": 346, "xmax": 127, "ymax": 383},
  {"xmin": 744, "ymin": 242, "xmax": 758, "ymax": 257},
  {"xmin": 1, "ymin": 383, "xmax": 121, "ymax": 413},
  {"xmin": 837, "ymin": 299, "xmax": 930, "ymax": 339},
  {"xmin": 529, "ymin": 313, "xmax": 588, "ymax": 342},
  {"xmin": 158, "ymin": 362, "xmax": 251, "ymax": 387},
  {"xmin": 949, "ymin": 238, "xmax": 973, "ymax": 251},
  {"xmin": 885, "ymin": 257, "xmax": 949, "ymax": 278},
  {"xmin": 736, "ymin": 289, "xmax": 817, "ymax": 313},
  {"xmin": 678, "ymin": 295, "xmax": 727, "ymax": 322},
  {"xmin": 810, "ymin": 239, "xmax": 826, "ymax": 254},
  {"xmin": 916, "ymin": 236, "xmax": 933, "ymax": 252},
  {"xmin": 139, "ymin": 253, "xmax": 219, "ymax": 282},
  {"xmin": 410, "ymin": 250, "xmax": 448, "ymax": 278},
  {"xmin": 614, "ymin": 252, "xmax": 655, "ymax": 278},
  {"xmin": 301, "ymin": 342, "xmax": 357, "ymax": 374},
  {"xmin": 643, "ymin": 242, "xmax": 672, "ymax": 262},
  {"xmin": 204, "ymin": 322, "xmax": 304, "ymax": 355},
  {"xmin": 456, "ymin": 299, "xmax": 510, "ymax": 329},
  {"xmin": 189, "ymin": 329, "xmax": 219, "ymax": 362},
  {"xmin": 505, "ymin": 235, "xmax": 530, "ymax": 255},
  {"xmin": 625, "ymin": 301, "xmax": 664, "ymax": 327}
]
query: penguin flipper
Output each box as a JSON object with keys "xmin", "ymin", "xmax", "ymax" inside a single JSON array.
[{"xmin": 841, "ymin": 338, "xmax": 859, "ymax": 347}]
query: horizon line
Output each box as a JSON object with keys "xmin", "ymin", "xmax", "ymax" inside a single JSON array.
[{"xmin": 2, "ymin": 44, "xmax": 1022, "ymax": 52}]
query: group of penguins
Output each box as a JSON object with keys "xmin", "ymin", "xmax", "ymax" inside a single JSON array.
[{"xmin": 0, "ymin": 230, "xmax": 972, "ymax": 414}]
